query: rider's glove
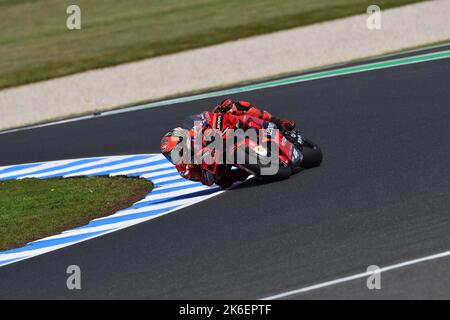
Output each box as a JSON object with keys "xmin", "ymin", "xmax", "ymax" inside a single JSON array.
[
  {"xmin": 270, "ymin": 116, "xmax": 296, "ymax": 131},
  {"xmin": 213, "ymin": 99, "xmax": 234, "ymax": 114}
]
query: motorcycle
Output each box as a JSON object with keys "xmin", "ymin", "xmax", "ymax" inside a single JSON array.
[{"xmin": 182, "ymin": 112, "xmax": 322, "ymax": 181}]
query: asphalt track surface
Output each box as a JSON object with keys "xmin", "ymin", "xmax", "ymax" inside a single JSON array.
[{"xmin": 1, "ymin": 45, "xmax": 450, "ymax": 299}]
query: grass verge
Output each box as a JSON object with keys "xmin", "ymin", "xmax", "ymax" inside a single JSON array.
[
  {"xmin": 0, "ymin": 0, "xmax": 425, "ymax": 90},
  {"xmin": 0, "ymin": 176, "xmax": 153, "ymax": 251}
]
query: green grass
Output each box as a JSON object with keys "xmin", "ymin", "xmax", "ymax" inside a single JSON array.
[
  {"xmin": 0, "ymin": 0, "xmax": 425, "ymax": 89},
  {"xmin": 0, "ymin": 177, "xmax": 153, "ymax": 251}
]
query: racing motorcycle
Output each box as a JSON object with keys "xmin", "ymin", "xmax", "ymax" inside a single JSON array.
[{"xmin": 183, "ymin": 112, "xmax": 322, "ymax": 181}]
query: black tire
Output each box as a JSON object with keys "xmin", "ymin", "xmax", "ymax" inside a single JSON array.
[
  {"xmin": 241, "ymin": 148, "xmax": 292, "ymax": 180},
  {"xmin": 300, "ymin": 138, "xmax": 323, "ymax": 169}
]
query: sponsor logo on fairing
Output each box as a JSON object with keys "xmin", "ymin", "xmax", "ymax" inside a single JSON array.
[
  {"xmin": 216, "ymin": 115, "xmax": 223, "ymax": 130},
  {"xmin": 265, "ymin": 123, "xmax": 276, "ymax": 137}
]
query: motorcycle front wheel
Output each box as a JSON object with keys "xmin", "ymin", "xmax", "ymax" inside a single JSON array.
[{"xmin": 241, "ymin": 147, "xmax": 292, "ymax": 180}]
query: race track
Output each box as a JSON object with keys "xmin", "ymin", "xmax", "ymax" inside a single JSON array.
[{"xmin": 1, "ymin": 45, "xmax": 450, "ymax": 299}]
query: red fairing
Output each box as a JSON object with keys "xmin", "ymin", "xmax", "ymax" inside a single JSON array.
[
  {"xmin": 175, "ymin": 111, "xmax": 297, "ymax": 187},
  {"xmin": 176, "ymin": 112, "xmax": 260, "ymax": 186},
  {"xmin": 201, "ymin": 111, "xmax": 267, "ymax": 134},
  {"xmin": 204, "ymin": 111, "xmax": 297, "ymax": 166},
  {"xmin": 212, "ymin": 99, "xmax": 273, "ymax": 122},
  {"xmin": 277, "ymin": 134, "xmax": 294, "ymax": 166}
]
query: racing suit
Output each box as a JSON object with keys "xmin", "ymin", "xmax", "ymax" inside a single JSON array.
[
  {"xmin": 212, "ymin": 99, "xmax": 296, "ymax": 131},
  {"xmin": 175, "ymin": 100, "xmax": 299, "ymax": 188}
]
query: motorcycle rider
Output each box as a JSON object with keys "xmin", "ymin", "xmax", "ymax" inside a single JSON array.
[
  {"xmin": 213, "ymin": 99, "xmax": 304, "ymax": 148},
  {"xmin": 213, "ymin": 98, "xmax": 294, "ymax": 131},
  {"xmin": 160, "ymin": 99, "xmax": 303, "ymax": 188}
]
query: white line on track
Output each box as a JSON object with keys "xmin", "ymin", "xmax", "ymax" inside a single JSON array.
[{"xmin": 261, "ymin": 249, "xmax": 450, "ymax": 300}]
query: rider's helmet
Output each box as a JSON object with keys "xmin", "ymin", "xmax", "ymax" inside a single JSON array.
[{"xmin": 160, "ymin": 127, "xmax": 187, "ymax": 165}]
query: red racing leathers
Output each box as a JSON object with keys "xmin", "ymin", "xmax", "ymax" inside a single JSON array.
[
  {"xmin": 174, "ymin": 111, "xmax": 269, "ymax": 188},
  {"xmin": 175, "ymin": 100, "xmax": 296, "ymax": 188},
  {"xmin": 212, "ymin": 99, "xmax": 295, "ymax": 131}
]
